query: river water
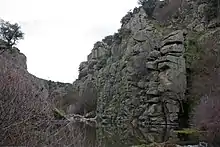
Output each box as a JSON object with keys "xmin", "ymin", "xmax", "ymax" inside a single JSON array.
[{"xmin": 53, "ymin": 122, "xmax": 200, "ymax": 147}]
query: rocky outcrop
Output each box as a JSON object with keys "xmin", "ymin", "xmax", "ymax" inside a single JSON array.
[
  {"xmin": 72, "ymin": 7, "xmax": 187, "ymax": 129},
  {"xmin": 0, "ymin": 42, "xmax": 74, "ymax": 112},
  {"xmin": 72, "ymin": 0, "xmax": 220, "ymax": 129},
  {"xmin": 68, "ymin": 2, "xmax": 220, "ymax": 143},
  {"xmin": 0, "ymin": 44, "xmax": 27, "ymax": 69},
  {"xmin": 97, "ymin": 30, "xmax": 186, "ymax": 126}
]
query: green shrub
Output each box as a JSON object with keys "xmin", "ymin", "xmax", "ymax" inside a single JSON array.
[
  {"xmin": 197, "ymin": 0, "xmax": 220, "ymax": 21},
  {"xmin": 0, "ymin": 19, "xmax": 24, "ymax": 48},
  {"xmin": 138, "ymin": 0, "xmax": 157, "ymax": 18}
]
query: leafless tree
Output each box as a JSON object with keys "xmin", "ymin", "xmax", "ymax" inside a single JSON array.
[{"xmin": 0, "ymin": 56, "xmax": 96, "ymax": 146}]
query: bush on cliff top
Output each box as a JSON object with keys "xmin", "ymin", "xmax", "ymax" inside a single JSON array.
[{"xmin": 0, "ymin": 19, "xmax": 24, "ymax": 48}]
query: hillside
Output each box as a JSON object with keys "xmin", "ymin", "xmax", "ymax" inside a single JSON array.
[{"xmin": 1, "ymin": 0, "xmax": 220, "ymax": 146}]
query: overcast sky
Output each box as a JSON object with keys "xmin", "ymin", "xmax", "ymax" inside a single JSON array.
[{"xmin": 0, "ymin": 0, "xmax": 138, "ymax": 83}]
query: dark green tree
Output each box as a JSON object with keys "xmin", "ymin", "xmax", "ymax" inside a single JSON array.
[
  {"xmin": 138, "ymin": 0, "xmax": 157, "ymax": 18},
  {"xmin": 197, "ymin": 0, "xmax": 220, "ymax": 21},
  {"xmin": 0, "ymin": 20, "xmax": 24, "ymax": 48},
  {"xmin": 216, "ymin": 0, "xmax": 220, "ymax": 20},
  {"xmin": 206, "ymin": 0, "xmax": 218, "ymax": 21}
]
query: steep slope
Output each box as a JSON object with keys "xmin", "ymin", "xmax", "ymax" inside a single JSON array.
[
  {"xmin": 0, "ymin": 41, "xmax": 79, "ymax": 145},
  {"xmin": 68, "ymin": 0, "xmax": 220, "ymax": 143},
  {"xmin": 72, "ymin": 7, "xmax": 187, "ymax": 127}
]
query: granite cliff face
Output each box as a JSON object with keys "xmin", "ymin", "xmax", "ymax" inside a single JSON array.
[
  {"xmin": 72, "ymin": 7, "xmax": 186, "ymax": 127},
  {"xmin": 71, "ymin": 0, "xmax": 220, "ymax": 130}
]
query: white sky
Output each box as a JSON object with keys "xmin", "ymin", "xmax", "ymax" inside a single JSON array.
[{"xmin": 0, "ymin": 0, "xmax": 138, "ymax": 83}]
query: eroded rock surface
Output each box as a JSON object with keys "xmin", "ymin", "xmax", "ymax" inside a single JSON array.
[{"xmin": 72, "ymin": 8, "xmax": 187, "ymax": 129}]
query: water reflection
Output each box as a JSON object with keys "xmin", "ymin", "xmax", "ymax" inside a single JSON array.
[
  {"xmin": 57, "ymin": 122, "xmax": 187, "ymax": 147},
  {"xmin": 96, "ymin": 124, "xmax": 179, "ymax": 147}
]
